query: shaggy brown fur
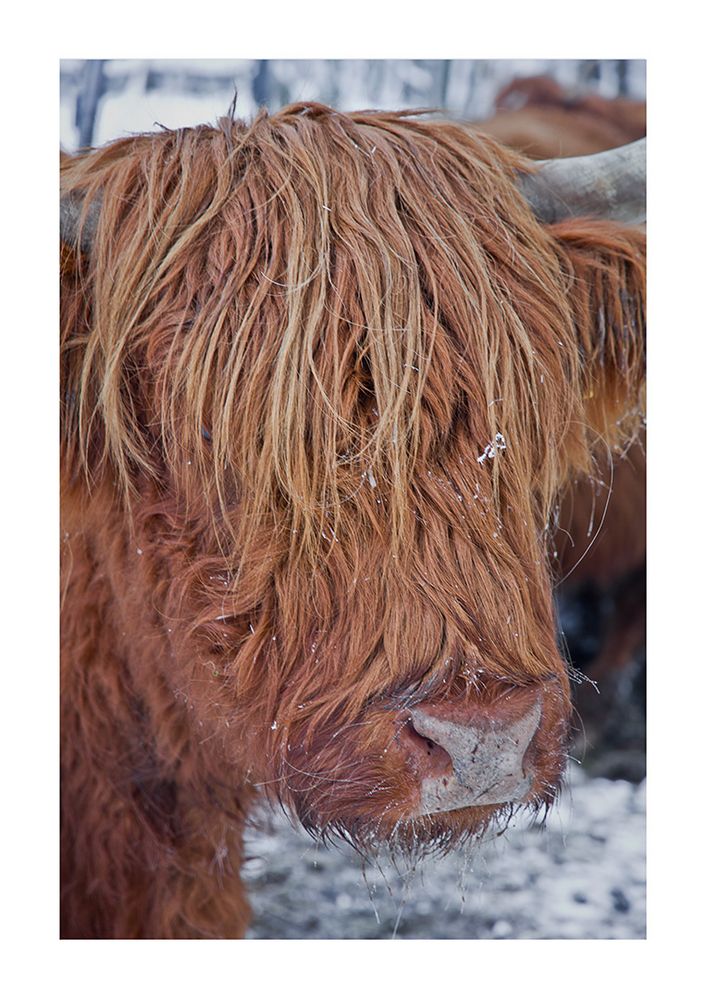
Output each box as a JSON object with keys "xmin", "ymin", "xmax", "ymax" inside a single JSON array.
[
  {"xmin": 475, "ymin": 77, "xmax": 647, "ymax": 681},
  {"xmin": 61, "ymin": 102, "xmax": 645, "ymax": 938},
  {"xmin": 556, "ymin": 443, "xmax": 645, "ymax": 680}
]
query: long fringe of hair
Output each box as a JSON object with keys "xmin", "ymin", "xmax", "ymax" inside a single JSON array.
[{"xmin": 61, "ymin": 103, "xmax": 645, "ymax": 724}]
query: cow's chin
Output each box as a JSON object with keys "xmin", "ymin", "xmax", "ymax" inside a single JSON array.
[
  {"xmin": 271, "ymin": 754, "xmax": 565, "ymax": 861},
  {"xmin": 285, "ymin": 794, "xmax": 557, "ymax": 862},
  {"xmin": 382, "ymin": 799, "xmax": 548, "ymax": 857}
]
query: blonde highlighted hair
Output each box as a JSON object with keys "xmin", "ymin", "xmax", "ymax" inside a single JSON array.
[{"xmin": 61, "ymin": 103, "xmax": 644, "ymax": 575}]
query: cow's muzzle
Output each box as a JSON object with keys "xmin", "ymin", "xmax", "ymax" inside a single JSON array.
[{"xmin": 402, "ymin": 687, "xmax": 544, "ymax": 816}]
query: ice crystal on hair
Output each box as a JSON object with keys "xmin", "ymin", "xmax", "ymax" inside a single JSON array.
[{"xmin": 477, "ymin": 433, "xmax": 508, "ymax": 465}]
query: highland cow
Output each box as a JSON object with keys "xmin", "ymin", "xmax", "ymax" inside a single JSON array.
[{"xmin": 60, "ymin": 102, "xmax": 646, "ymax": 938}]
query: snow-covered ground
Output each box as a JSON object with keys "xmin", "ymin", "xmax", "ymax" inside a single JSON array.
[{"xmin": 242, "ymin": 763, "xmax": 645, "ymax": 939}]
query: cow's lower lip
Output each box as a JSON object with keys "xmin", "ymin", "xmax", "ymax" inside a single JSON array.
[{"xmin": 412, "ymin": 771, "xmax": 534, "ymax": 817}]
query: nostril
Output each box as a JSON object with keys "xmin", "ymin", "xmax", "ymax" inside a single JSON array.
[{"xmin": 401, "ymin": 719, "xmax": 454, "ymax": 778}]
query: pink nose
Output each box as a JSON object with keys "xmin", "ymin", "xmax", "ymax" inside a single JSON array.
[{"xmin": 403, "ymin": 690, "xmax": 542, "ymax": 816}]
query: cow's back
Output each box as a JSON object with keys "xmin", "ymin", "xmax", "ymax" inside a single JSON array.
[{"xmin": 477, "ymin": 75, "xmax": 646, "ymax": 157}]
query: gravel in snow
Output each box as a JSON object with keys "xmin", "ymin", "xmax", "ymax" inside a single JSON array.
[{"xmin": 242, "ymin": 763, "xmax": 645, "ymax": 939}]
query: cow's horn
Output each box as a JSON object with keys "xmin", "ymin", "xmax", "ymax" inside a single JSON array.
[
  {"xmin": 517, "ymin": 137, "xmax": 646, "ymax": 225},
  {"xmin": 60, "ymin": 192, "xmax": 101, "ymax": 253}
]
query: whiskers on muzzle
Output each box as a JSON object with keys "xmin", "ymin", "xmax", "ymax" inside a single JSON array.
[{"xmin": 249, "ymin": 673, "xmax": 569, "ymax": 856}]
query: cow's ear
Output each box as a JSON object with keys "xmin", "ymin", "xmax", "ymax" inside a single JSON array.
[{"xmin": 553, "ymin": 219, "xmax": 646, "ymax": 450}]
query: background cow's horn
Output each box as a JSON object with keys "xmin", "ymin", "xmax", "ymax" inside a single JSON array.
[
  {"xmin": 60, "ymin": 192, "xmax": 100, "ymax": 253},
  {"xmin": 517, "ymin": 138, "xmax": 646, "ymax": 225}
]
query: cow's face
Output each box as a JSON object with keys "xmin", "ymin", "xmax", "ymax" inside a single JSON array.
[{"xmin": 61, "ymin": 104, "xmax": 645, "ymax": 853}]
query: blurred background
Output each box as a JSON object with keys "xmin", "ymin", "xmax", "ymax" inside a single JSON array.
[
  {"xmin": 60, "ymin": 58, "xmax": 645, "ymax": 150},
  {"xmin": 60, "ymin": 58, "xmax": 646, "ymax": 939}
]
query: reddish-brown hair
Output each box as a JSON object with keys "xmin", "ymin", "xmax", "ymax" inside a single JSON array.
[{"xmin": 61, "ymin": 103, "xmax": 645, "ymax": 937}]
